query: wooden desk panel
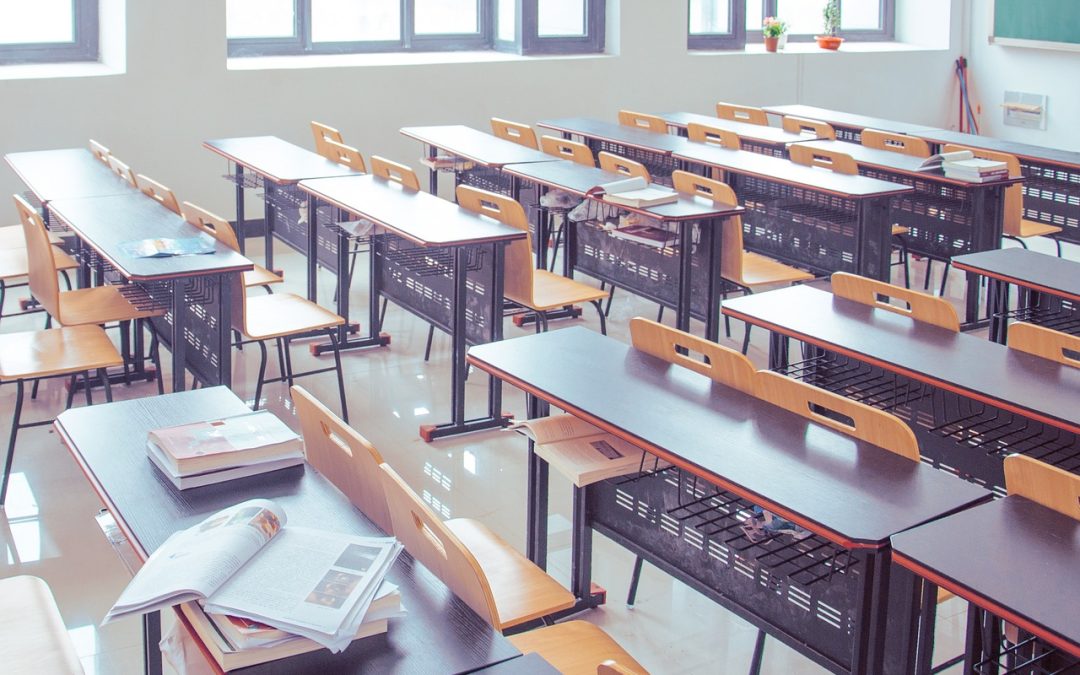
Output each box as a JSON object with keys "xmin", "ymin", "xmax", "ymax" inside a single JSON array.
[
  {"xmin": 203, "ymin": 136, "xmax": 358, "ymax": 184},
  {"xmin": 5, "ymin": 148, "xmax": 137, "ymax": 203}
]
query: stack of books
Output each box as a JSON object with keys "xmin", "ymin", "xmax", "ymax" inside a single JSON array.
[
  {"xmin": 146, "ymin": 410, "xmax": 305, "ymax": 489},
  {"xmin": 587, "ymin": 176, "xmax": 679, "ymax": 208},
  {"xmin": 918, "ymin": 150, "xmax": 1009, "ymax": 183}
]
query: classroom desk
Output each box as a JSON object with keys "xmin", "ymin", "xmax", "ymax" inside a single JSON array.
[
  {"xmin": 673, "ymin": 143, "xmax": 913, "ymax": 281},
  {"xmin": 917, "ymin": 128, "xmax": 1080, "ymax": 247},
  {"xmin": 468, "ymin": 328, "xmax": 990, "ymax": 675},
  {"xmin": 535, "ymin": 117, "xmax": 689, "ymax": 181},
  {"xmin": 5, "ymin": 147, "xmax": 136, "ymax": 204},
  {"xmin": 655, "ymin": 110, "xmax": 816, "ymax": 157},
  {"xmin": 953, "ymin": 248, "xmax": 1080, "ymax": 343},
  {"xmin": 723, "ymin": 284, "xmax": 1080, "ymax": 494},
  {"xmin": 891, "ymin": 496, "xmax": 1080, "ymax": 674},
  {"xmin": 298, "ymin": 174, "xmax": 525, "ymax": 441},
  {"xmin": 798, "ymin": 139, "xmax": 1021, "ymax": 323},
  {"xmin": 47, "ymin": 193, "xmax": 253, "ymax": 392},
  {"xmin": 501, "ymin": 160, "xmax": 745, "ymax": 341},
  {"xmin": 54, "ymin": 387, "xmax": 523, "ymax": 675},
  {"xmin": 761, "ymin": 105, "xmax": 942, "ymax": 143}
]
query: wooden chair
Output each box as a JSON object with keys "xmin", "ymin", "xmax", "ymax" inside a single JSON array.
[
  {"xmin": 378, "ymin": 463, "xmax": 576, "ymax": 631},
  {"xmin": 831, "ymin": 272, "xmax": 960, "ymax": 332},
  {"xmin": 89, "ymin": 139, "xmax": 110, "ymax": 164},
  {"xmin": 322, "ymin": 139, "xmax": 367, "ymax": 173},
  {"xmin": 491, "ymin": 118, "xmax": 539, "ymax": 149},
  {"xmin": 716, "ymin": 102, "xmax": 769, "ymax": 126},
  {"xmin": 687, "ymin": 122, "xmax": 741, "ymax": 149},
  {"xmin": 1004, "ymin": 454, "xmax": 1080, "ymax": 521},
  {"xmin": 670, "ymin": 170, "xmax": 813, "ymax": 353},
  {"xmin": 860, "ymin": 129, "xmax": 931, "ymax": 158},
  {"xmin": 0, "ymin": 325, "xmax": 123, "ymax": 505},
  {"xmin": 0, "ymin": 575, "xmax": 86, "ymax": 673},
  {"xmin": 181, "ymin": 202, "xmax": 282, "ymax": 291},
  {"xmin": 598, "ymin": 152, "xmax": 650, "ymax": 180},
  {"xmin": 781, "ymin": 116, "xmax": 836, "ymax": 140},
  {"xmin": 291, "ymin": 385, "xmax": 392, "ymax": 534},
  {"xmin": 135, "ymin": 174, "xmax": 181, "ymax": 214},
  {"xmin": 540, "ymin": 136, "xmax": 595, "ymax": 166},
  {"xmin": 0, "ymin": 243, "xmax": 77, "ymax": 329},
  {"xmin": 1007, "ymin": 322, "xmax": 1080, "ymax": 368},
  {"xmin": 456, "ymin": 185, "xmax": 608, "ymax": 334},
  {"xmin": 617, "ymin": 110, "xmax": 667, "ymax": 134},
  {"xmin": 311, "ymin": 121, "xmax": 344, "ymax": 158},
  {"xmin": 370, "ymin": 155, "xmax": 421, "ymax": 190},
  {"xmin": 107, "ymin": 154, "xmax": 135, "ymax": 186},
  {"xmin": 509, "ymin": 621, "xmax": 649, "ymax": 674}
]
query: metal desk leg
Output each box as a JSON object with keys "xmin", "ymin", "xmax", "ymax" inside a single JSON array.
[
  {"xmin": 427, "ymin": 144, "xmax": 439, "ymax": 196},
  {"xmin": 525, "ymin": 393, "xmax": 550, "ymax": 569},
  {"xmin": 768, "ymin": 332, "xmax": 790, "ymax": 371},
  {"xmin": 988, "ymin": 278, "xmax": 1011, "ymax": 344},
  {"xmin": 216, "ymin": 273, "xmax": 233, "ymax": 388},
  {"xmin": 306, "ymin": 193, "xmax": 318, "ymax": 303},
  {"xmin": 263, "ymin": 182, "xmax": 276, "ymax": 272},
  {"xmin": 570, "ymin": 485, "xmax": 592, "ymax": 600},
  {"xmin": 171, "ymin": 279, "xmax": 187, "ymax": 393},
  {"xmin": 311, "ymin": 227, "xmax": 391, "ymax": 356},
  {"xmin": 234, "ymin": 165, "xmax": 246, "ymax": 255},
  {"xmin": 704, "ymin": 219, "xmax": 723, "ymax": 343},
  {"xmin": 675, "ymin": 222, "xmax": 693, "ymax": 335},
  {"xmin": 143, "ymin": 611, "xmax": 162, "ymax": 675}
]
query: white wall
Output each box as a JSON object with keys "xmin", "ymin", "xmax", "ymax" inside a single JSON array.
[{"xmin": 0, "ymin": 0, "xmax": 963, "ymax": 219}]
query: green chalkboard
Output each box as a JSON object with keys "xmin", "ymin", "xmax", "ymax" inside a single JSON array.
[{"xmin": 994, "ymin": 0, "xmax": 1080, "ymax": 46}]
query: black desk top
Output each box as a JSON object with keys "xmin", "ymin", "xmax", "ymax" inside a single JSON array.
[
  {"xmin": 535, "ymin": 117, "xmax": 691, "ymax": 155},
  {"xmin": 674, "ymin": 143, "xmax": 913, "ymax": 199},
  {"xmin": 891, "ymin": 496, "xmax": 1080, "ymax": 659},
  {"xmin": 953, "ymin": 248, "xmax": 1080, "ymax": 303},
  {"xmin": 5, "ymin": 148, "xmax": 137, "ymax": 203},
  {"xmin": 468, "ymin": 328, "xmax": 989, "ymax": 548},
  {"xmin": 657, "ymin": 111, "xmax": 812, "ymax": 145},
  {"xmin": 399, "ymin": 126, "xmax": 556, "ymax": 167},
  {"xmin": 761, "ymin": 104, "xmax": 943, "ymax": 137},
  {"xmin": 298, "ymin": 174, "xmax": 526, "ymax": 247},
  {"xmin": 48, "ymin": 194, "xmax": 253, "ymax": 281},
  {"xmin": 471, "ymin": 653, "xmax": 559, "ymax": 674},
  {"xmin": 915, "ymin": 128, "xmax": 1080, "ymax": 168},
  {"xmin": 203, "ymin": 136, "xmax": 359, "ymax": 184},
  {"xmin": 54, "ymin": 387, "xmax": 521, "ymax": 675},
  {"xmin": 502, "ymin": 160, "xmax": 745, "ymax": 222},
  {"xmin": 723, "ymin": 285, "xmax": 1080, "ymax": 434},
  {"xmin": 798, "ymin": 139, "xmax": 1024, "ymax": 187}
]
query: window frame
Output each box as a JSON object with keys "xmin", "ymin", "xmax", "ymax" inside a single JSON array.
[
  {"xmin": 0, "ymin": 0, "xmax": 99, "ymax": 65},
  {"xmin": 688, "ymin": 0, "xmax": 893, "ymax": 50}
]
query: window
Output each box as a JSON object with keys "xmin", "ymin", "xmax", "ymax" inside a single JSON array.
[
  {"xmin": 227, "ymin": 0, "xmax": 604, "ymax": 57},
  {"xmin": 0, "ymin": 0, "xmax": 99, "ymax": 64},
  {"xmin": 689, "ymin": 0, "xmax": 893, "ymax": 50}
]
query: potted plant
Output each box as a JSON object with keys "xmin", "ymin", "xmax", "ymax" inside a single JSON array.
[
  {"xmin": 762, "ymin": 17, "xmax": 787, "ymax": 53},
  {"xmin": 816, "ymin": 0, "xmax": 843, "ymax": 50}
]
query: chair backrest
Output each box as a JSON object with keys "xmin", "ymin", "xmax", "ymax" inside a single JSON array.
[
  {"xmin": 755, "ymin": 371, "xmax": 921, "ymax": 462},
  {"xmin": 861, "ymin": 128, "xmax": 931, "ymax": 158},
  {"xmin": 1004, "ymin": 454, "xmax": 1080, "ymax": 521},
  {"xmin": 378, "ymin": 463, "xmax": 501, "ymax": 627},
  {"xmin": 370, "ymin": 155, "xmax": 421, "ymax": 190},
  {"xmin": 942, "ymin": 143, "xmax": 1022, "ymax": 236},
  {"xmin": 781, "ymin": 116, "xmax": 836, "ymax": 140},
  {"xmin": 686, "ymin": 122, "xmax": 741, "ymax": 150},
  {"xmin": 617, "ymin": 110, "xmax": 667, "ymax": 134},
  {"xmin": 311, "ymin": 121, "xmax": 344, "ymax": 158},
  {"xmin": 629, "ymin": 317, "xmax": 756, "ymax": 394},
  {"xmin": 135, "ymin": 174, "xmax": 181, "ymax": 214},
  {"xmin": 715, "ymin": 102, "xmax": 768, "ymax": 126},
  {"xmin": 291, "ymin": 385, "xmax": 393, "ymax": 534},
  {"xmin": 788, "ymin": 144, "xmax": 858, "ymax": 175},
  {"xmin": 455, "ymin": 185, "xmax": 534, "ymax": 306},
  {"xmin": 180, "ymin": 201, "xmax": 247, "ymax": 331},
  {"xmin": 540, "ymin": 136, "xmax": 595, "ymax": 167},
  {"xmin": 107, "ymin": 155, "xmax": 136, "ymax": 186},
  {"xmin": 597, "ymin": 152, "xmax": 651, "ymax": 181},
  {"xmin": 13, "ymin": 194, "xmax": 61, "ymax": 320},
  {"xmin": 831, "ymin": 272, "xmax": 960, "ymax": 331},
  {"xmin": 1007, "ymin": 322, "xmax": 1080, "ymax": 368},
  {"xmin": 671, "ymin": 170, "xmax": 744, "ymax": 283},
  {"xmin": 490, "ymin": 118, "xmax": 538, "ymax": 149},
  {"xmin": 322, "ymin": 139, "xmax": 367, "ymax": 173},
  {"xmin": 89, "ymin": 139, "xmax": 110, "ymax": 164}
]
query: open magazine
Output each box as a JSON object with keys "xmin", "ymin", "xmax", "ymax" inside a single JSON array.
[
  {"xmin": 106, "ymin": 499, "xmax": 402, "ymax": 653},
  {"xmin": 118, "ymin": 234, "xmax": 217, "ymax": 258}
]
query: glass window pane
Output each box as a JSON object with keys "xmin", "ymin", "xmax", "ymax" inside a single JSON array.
[
  {"xmin": 0, "ymin": 0, "xmax": 73, "ymax": 44},
  {"xmin": 689, "ymin": 0, "xmax": 730, "ymax": 35},
  {"xmin": 841, "ymin": 0, "xmax": 880, "ymax": 30},
  {"xmin": 776, "ymin": 0, "xmax": 828, "ymax": 35},
  {"xmin": 538, "ymin": 0, "xmax": 585, "ymax": 37},
  {"xmin": 226, "ymin": 0, "xmax": 296, "ymax": 39},
  {"xmin": 414, "ymin": 0, "xmax": 478, "ymax": 35},
  {"xmin": 745, "ymin": 0, "xmax": 762, "ymax": 32},
  {"xmin": 497, "ymin": 0, "xmax": 516, "ymax": 41},
  {"xmin": 312, "ymin": 0, "xmax": 400, "ymax": 42}
]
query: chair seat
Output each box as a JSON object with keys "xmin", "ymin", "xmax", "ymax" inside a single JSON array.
[
  {"xmin": 0, "ymin": 224, "xmax": 62, "ymax": 250},
  {"xmin": 1015, "ymin": 219, "xmax": 1063, "ymax": 239},
  {"xmin": 508, "ymin": 621, "xmax": 648, "ymax": 675},
  {"xmin": 242, "ymin": 292, "xmax": 344, "ymax": 340},
  {"xmin": 891, "ymin": 225, "xmax": 910, "ymax": 236},
  {"xmin": 0, "ymin": 325, "xmax": 123, "ymax": 381},
  {"xmin": 0, "ymin": 576, "xmax": 84, "ymax": 674},
  {"xmin": 732, "ymin": 252, "xmax": 815, "ymax": 288},
  {"xmin": 518, "ymin": 270, "xmax": 609, "ymax": 312},
  {"xmin": 0, "ymin": 247, "xmax": 78, "ymax": 281},
  {"xmin": 244, "ymin": 264, "xmax": 283, "ymax": 288},
  {"xmin": 445, "ymin": 518, "xmax": 575, "ymax": 629},
  {"xmin": 57, "ymin": 285, "xmax": 163, "ymax": 326}
]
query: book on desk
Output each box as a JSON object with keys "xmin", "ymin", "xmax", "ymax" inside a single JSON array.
[
  {"xmin": 587, "ymin": 175, "xmax": 678, "ymax": 208},
  {"xmin": 916, "ymin": 149, "xmax": 1008, "ymax": 182}
]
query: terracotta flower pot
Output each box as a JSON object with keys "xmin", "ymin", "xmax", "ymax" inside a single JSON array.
[
  {"xmin": 815, "ymin": 35, "xmax": 844, "ymax": 50},
  {"xmin": 764, "ymin": 36, "xmax": 779, "ymax": 52}
]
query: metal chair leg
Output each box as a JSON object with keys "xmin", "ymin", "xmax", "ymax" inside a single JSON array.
[
  {"xmin": 60, "ymin": 270, "xmax": 72, "ymax": 291},
  {"xmin": 151, "ymin": 331, "xmax": 164, "ymax": 395},
  {"xmin": 741, "ymin": 323, "xmax": 752, "ymax": 355},
  {"xmin": 119, "ymin": 320, "xmax": 132, "ymax": 385},
  {"xmin": 424, "ymin": 324, "xmax": 435, "ymax": 362},
  {"xmin": 253, "ymin": 340, "xmax": 268, "ymax": 410},
  {"xmin": 626, "ymin": 555, "xmax": 644, "ymax": 607},
  {"xmin": 380, "ymin": 297, "xmax": 388, "ymax": 326},
  {"xmin": 275, "ymin": 338, "xmax": 287, "ymax": 380},
  {"xmin": 0, "ymin": 380, "xmax": 25, "ymax": 505},
  {"xmin": 328, "ymin": 330, "xmax": 349, "ymax": 424},
  {"xmin": 65, "ymin": 374, "xmax": 78, "ymax": 410},
  {"xmin": 604, "ymin": 286, "xmax": 616, "ymax": 317},
  {"xmin": 99, "ymin": 367, "xmax": 113, "ymax": 403},
  {"xmin": 282, "ymin": 337, "xmax": 294, "ymax": 387},
  {"xmin": 938, "ymin": 260, "xmax": 951, "ymax": 297},
  {"xmin": 591, "ymin": 300, "xmax": 607, "ymax": 336},
  {"xmin": 0, "ymin": 279, "xmax": 6, "ymax": 329},
  {"xmin": 656, "ymin": 305, "xmax": 664, "ymax": 323},
  {"xmin": 748, "ymin": 630, "xmax": 767, "ymax": 675},
  {"xmin": 924, "ymin": 259, "xmax": 933, "ymax": 291},
  {"xmin": 82, "ymin": 371, "xmax": 93, "ymax": 407}
]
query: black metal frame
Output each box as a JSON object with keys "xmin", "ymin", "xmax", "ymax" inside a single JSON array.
[
  {"xmin": 689, "ymin": 0, "xmax": 894, "ymax": 50},
  {"xmin": 984, "ymin": 277, "xmax": 1080, "ymax": 345},
  {"xmin": 0, "ymin": 0, "xmax": 99, "ymax": 64}
]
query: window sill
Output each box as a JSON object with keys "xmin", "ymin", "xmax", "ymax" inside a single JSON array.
[
  {"xmin": 0, "ymin": 60, "xmax": 124, "ymax": 81},
  {"xmin": 227, "ymin": 50, "xmax": 611, "ymax": 71},
  {"xmin": 692, "ymin": 40, "xmax": 945, "ymax": 56}
]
